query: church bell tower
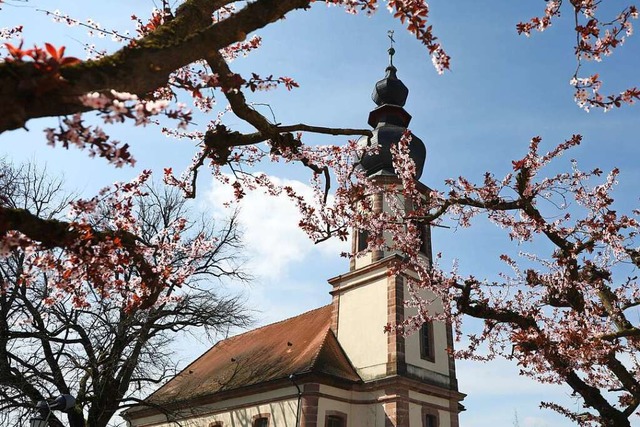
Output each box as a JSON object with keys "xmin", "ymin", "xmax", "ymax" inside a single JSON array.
[{"xmin": 328, "ymin": 45, "xmax": 464, "ymax": 427}]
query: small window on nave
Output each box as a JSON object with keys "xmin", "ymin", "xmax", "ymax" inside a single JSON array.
[
  {"xmin": 253, "ymin": 416, "xmax": 269, "ymax": 427},
  {"xmin": 325, "ymin": 413, "xmax": 346, "ymax": 427}
]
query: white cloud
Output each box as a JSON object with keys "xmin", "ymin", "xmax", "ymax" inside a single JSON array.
[
  {"xmin": 203, "ymin": 174, "xmax": 350, "ymax": 332},
  {"xmin": 205, "ymin": 174, "xmax": 349, "ymax": 281}
]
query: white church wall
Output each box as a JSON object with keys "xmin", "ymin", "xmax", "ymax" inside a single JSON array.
[
  {"xmin": 403, "ymin": 285, "xmax": 451, "ymax": 379},
  {"xmin": 408, "ymin": 401, "xmax": 452, "ymax": 427},
  {"xmin": 127, "ymin": 388, "xmax": 298, "ymax": 427},
  {"xmin": 353, "ymin": 250, "xmax": 374, "ymax": 270},
  {"xmin": 404, "ymin": 320, "xmax": 451, "ymax": 377},
  {"xmin": 336, "ymin": 272, "xmax": 388, "ymax": 380}
]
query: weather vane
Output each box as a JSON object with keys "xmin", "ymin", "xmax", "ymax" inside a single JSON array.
[{"xmin": 387, "ymin": 30, "xmax": 395, "ymax": 67}]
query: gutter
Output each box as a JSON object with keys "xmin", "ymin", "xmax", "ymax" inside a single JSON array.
[{"xmin": 289, "ymin": 374, "xmax": 302, "ymax": 427}]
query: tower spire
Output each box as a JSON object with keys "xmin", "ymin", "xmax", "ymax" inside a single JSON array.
[
  {"xmin": 387, "ymin": 30, "xmax": 395, "ymax": 68},
  {"xmin": 358, "ymin": 39, "xmax": 426, "ymax": 179}
]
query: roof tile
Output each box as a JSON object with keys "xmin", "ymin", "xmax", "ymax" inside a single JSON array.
[{"xmin": 144, "ymin": 305, "xmax": 359, "ymax": 405}]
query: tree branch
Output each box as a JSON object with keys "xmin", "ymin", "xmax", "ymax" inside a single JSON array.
[{"xmin": 0, "ymin": 0, "xmax": 312, "ymax": 132}]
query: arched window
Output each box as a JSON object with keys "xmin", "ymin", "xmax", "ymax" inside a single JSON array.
[
  {"xmin": 424, "ymin": 413, "xmax": 438, "ymax": 427},
  {"xmin": 357, "ymin": 229, "xmax": 369, "ymax": 252},
  {"xmin": 252, "ymin": 414, "xmax": 269, "ymax": 427},
  {"xmin": 324, "ymin": 410, "xmax": 347, "ymax": 427},
  {"xmin": 421, "ymin": 407, "xmax": 439, "ymax": 427},
  {"xmin": 420, "ymin": 321, "xmax": 435, "ymax": 362}
]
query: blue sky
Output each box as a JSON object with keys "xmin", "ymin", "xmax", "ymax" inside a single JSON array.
[{"xmin": 2, "ymin": 1, "xmax": 640, "ymax": 426}]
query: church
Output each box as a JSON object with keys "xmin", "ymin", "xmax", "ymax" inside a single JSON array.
[{"xmin": 124, "ymin": 50, "xmax": 466, "ymax": 427}]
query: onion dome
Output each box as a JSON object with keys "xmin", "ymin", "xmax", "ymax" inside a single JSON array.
[
  {"xmin": 359, "ymin": 47, "xmax": 426, "ymax": 179},
  {"xmin": 372, "ymin": 63, "xmax": 408, "ymax": 107}
]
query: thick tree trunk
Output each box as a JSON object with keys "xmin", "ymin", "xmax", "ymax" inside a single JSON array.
[{"xmin": 67, "ymin": 409, "xmax": 86, "ymax": 427}]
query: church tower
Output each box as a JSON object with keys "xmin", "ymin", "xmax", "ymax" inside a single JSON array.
[
  {"xmin": 328, "ymin": 47, "xmax": 464, "ymax": 427},
  {"xmin": 125, "ymin": 44, "xmax": 465, "ymax": 427}
]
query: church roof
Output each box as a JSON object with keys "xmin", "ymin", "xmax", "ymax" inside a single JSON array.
[{"xmin": 140, "ymin": 305, "xmax": 360, "ymax": 407}]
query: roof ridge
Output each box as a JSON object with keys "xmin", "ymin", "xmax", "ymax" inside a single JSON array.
[
  {"xmin": 307, "ymin": 327, "xmax": 361, "ymax": 382},
  {"xmin": 326, "ymin": 328, "xmax": 361, "ymax": 379},
  {"xmin": 307, "ymin": 327, "xmax": 332, "ymax": 369},
  {"xmin": 136, "ymin": 305, "xmax": 332, "ymax": 406},
  {"xmin": 130, "ymin": 339, "xmax": 223, "ymax": 406},
  {"xmin": 227, "ymin": 304, "xmax": 332, "ymax": 341}
]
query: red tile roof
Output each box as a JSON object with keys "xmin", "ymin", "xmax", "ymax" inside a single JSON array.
[{"xmin": 141, "ymin": 305, "xmax": 360, "ymax": 407}]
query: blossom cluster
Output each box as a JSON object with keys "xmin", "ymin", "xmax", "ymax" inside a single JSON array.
[
  {"xmin": 518, "ymin": 1, "xmax": 639, "ymax": 112},
  {"xmin": 408, "ymin": 136, "xmax": 640, "ymax": 422},
  {"xmin": 386, "ymin": 0, "xmax": 450, "ymax": 73},
  {"xmin": 44, "ymin": 114, "xmax": 135, "ymax": 167},
  {"xmin": 44, "ymin": 90, "xmax": 192, "ymax": 167},
  {"xmin": 5, "ymin": 170, "xmax": 222, "ymax": 311},
  {"xmin": 0, "ymin": 24, "xmax": 22, "ymax": 42}
]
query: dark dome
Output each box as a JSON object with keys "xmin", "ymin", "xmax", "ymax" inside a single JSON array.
[
  {"xmin": 358, "ymin": 125, "xmax": 426, "ymax": 179},
  {"xmin": 372, "ymin": 66, "xmax": 408, "ymax": 107},
  {"xmin": 360, "ymin": 59, "xmax": 426, "ymax": 180}
]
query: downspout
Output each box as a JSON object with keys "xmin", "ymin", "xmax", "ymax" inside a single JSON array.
[{"xmin": 289, "ymin": 374, "xmax": 302, "ymax": 427}]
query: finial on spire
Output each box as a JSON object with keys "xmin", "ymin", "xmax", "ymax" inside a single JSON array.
[
  {"xmin": 387, "ymin": 30, "xmax": 395, "ymax": 67},
  {"xmin": 372, "ymin": 30, "xmax": 407, "ymax": 106}
]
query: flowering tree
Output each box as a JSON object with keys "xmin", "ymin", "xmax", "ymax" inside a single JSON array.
[
  {"xmin": 1, "ymin": 0, "xmax": 639, "ymax": 426},
  {"xmin": 0, "ymin": 160, "xmax": 250, "ymax": 427},
  {"xmin": 383, "ymin": 135, "xmax": 640, "ymax": 427}
]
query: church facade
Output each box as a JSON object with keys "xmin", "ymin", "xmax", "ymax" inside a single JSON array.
[{"xmin": 124, "ymin": 54, "xmax": 465, "ymax": 427}]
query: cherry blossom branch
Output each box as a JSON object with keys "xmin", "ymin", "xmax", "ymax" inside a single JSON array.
[
  {"xmin": 454, "ymin": 276, "xmax": 632, "ymax": 425},
  {"xmin": 380, "ymin": 135, "xmax": 640, "ymax": 424},
  {"xmin": 0, "ymin": 206, "xmax": 162, "ymax": 310},
  {"xmin": 39, "ymin": 8, "xmax": 135, "ymax": 43},
  {"xmin": 518, "ymin": 1, "xmax": 640, "ymax": 111},
  {"xmin": 0, "ymin": 206, "xmax": 138, "ymax": 250},
  {"xmin": 196, "ymin": 50, "xmax": 370, "ymax": 204},
  {"xmin": 276, "ymin": 124, "xmax": 372, "ymax": 136},
  {"xmin": 0, "ymin": 0, "xmax": 312, "ymax": 132}
]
